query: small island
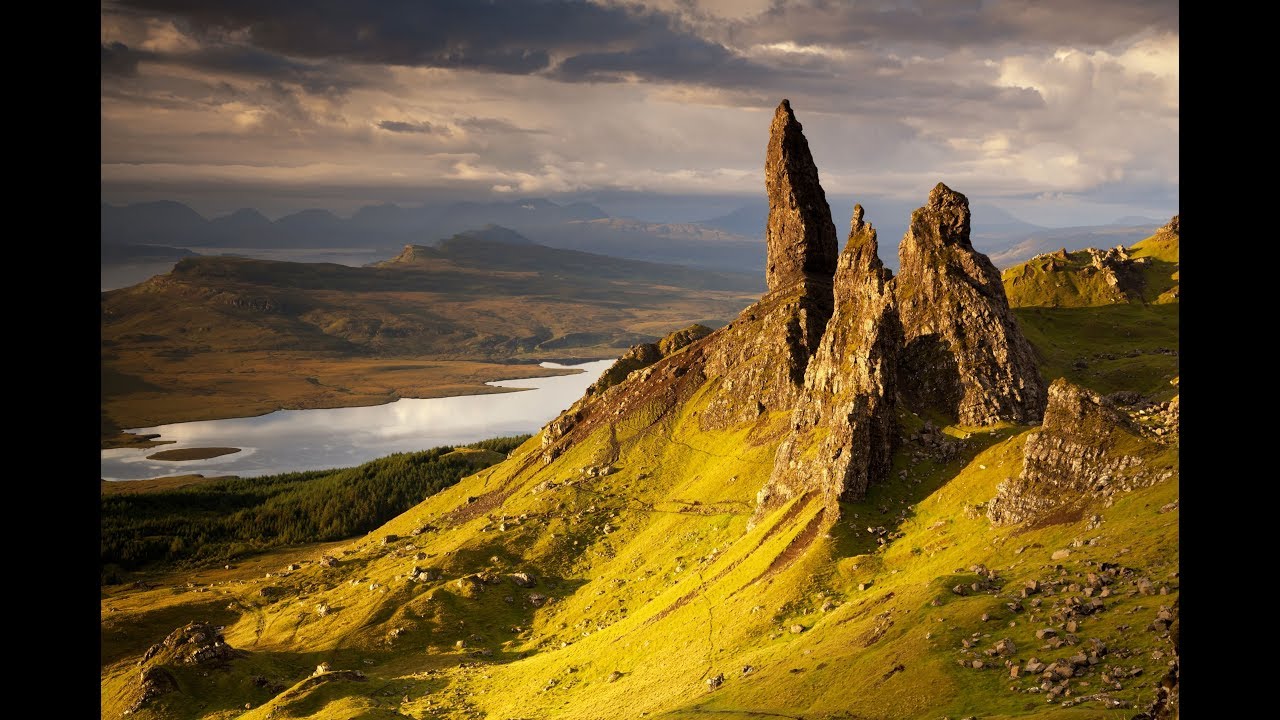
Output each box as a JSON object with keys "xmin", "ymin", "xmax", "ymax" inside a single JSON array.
[{"xmin": 145, "ymin": 447, "xmax": 242, "ymax": 461}]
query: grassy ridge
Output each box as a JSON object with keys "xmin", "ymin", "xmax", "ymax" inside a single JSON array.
[
  {"xmin": 100, "ymin": 436, "xmax": 529, "ymax": 580},
  {"xmin": 1002, "ymin": 225, "xmax": 1179, "ymax": 308}
]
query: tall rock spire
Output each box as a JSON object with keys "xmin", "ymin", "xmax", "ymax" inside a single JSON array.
[
  {"xmin": 693, "ymin": 99, "xmax": 840, "ymax": 430},
  {"xmin": 753, "ymin": 203, "xmax": 901, "ymax": 523},
  {"xmin": 764, "ymin": 99, "xmax": 839, "ymax": 294},
  {"xmin": 896, "ymin": 183, "xmax": 1047, "ymax": 425}
]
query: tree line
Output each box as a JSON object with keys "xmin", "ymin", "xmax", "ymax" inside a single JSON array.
[{"xmin": 101, "ymin": 436, "xmax": 529, "ymax": 582}]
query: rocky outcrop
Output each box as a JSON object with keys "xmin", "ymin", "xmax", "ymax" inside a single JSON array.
[
  {"xmin": 544, "ymin": 325, "xmax": 714, "ymax": 463},
  {"xmin": 698, "ymin": 281, "xmax": 831, "ymax": 430},
  {"xmin": 897, "ymin": 183, "xmax": 1046, "ymax": 425},
  {"xmin": 988, "ymin": 379, "xmax": 1165, "ymax": 525},
  {"xmin": 129, "ymin": 621, "xmax": 237, "ymax": 713},
  {"xmin": 658, "ymin": 323, "xmax": 712, "ymax": 355},
  {"xmin": 1004, "ymin": 245, "xmax": 1151, "ymax": 307},
  {"xmin": 764, "ymin": 99, "xmax": 839, "ymax": 294},
  {"xmin": 139, "ymin": 621, "xmax": 236, "ymax": 666},
  {"xmin": 586, "ymin": 324, "xmax": 713, "ymax": 398},
  {"xmin": 755, "ymin": 205, "xmax": 900, "ymax": 521},
  {"xmin": 588, "ymin": 342, "xmax": 663, "ymax": 396}
]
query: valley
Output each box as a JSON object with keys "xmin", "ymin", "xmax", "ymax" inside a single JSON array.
[{"xmin": 101, "ymin": 231, "xmax": 759, "ymax": 444}]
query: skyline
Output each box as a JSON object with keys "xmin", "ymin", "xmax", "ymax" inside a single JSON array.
[{"xmin": 102, "ymin": 1, "xmax": 1178, "ymax": 227}]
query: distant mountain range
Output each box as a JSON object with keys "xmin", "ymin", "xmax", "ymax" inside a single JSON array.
[{"xmin": 102, "ymin": 197, "xmax": 1169, "ymax": 274}]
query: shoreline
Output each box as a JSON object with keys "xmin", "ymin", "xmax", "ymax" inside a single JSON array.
[{"xmin": 102, "ymin": 359, "xmax": 601, "ymax": 449}]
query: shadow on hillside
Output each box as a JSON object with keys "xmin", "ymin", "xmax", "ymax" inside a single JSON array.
[{"xmin": 826, "ymin": 421, "xmax": 1022, "ymax": 560}]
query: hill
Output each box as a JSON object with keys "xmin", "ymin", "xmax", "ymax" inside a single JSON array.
[
  {"xmin": 100, "ymin": 101, "xmax": 1177, "ymax": 720},
  {"xmin": 101, "ymin": 231, "xmax": 759, "ymax": 434},
  {"xmin": 102, "ymin": 197, "xmax": 768, "ymax": 273},
  {"xmin": 1001, "ymin": 216, "xmax": 1180, "ymax": 307}
]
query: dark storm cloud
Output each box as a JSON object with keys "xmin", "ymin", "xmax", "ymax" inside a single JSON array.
[
  {"xmin": 552, "ymin": 34, "xmax": 773, "ymax": 85},
  {"xmin": 100, "ymin": 39, "xmax": 369, "ymax": 98},
  {"xmin": 114, "ymin": 0, "xmax": 706, "ymax": 75},
  {"xmin": 163, "ymin": 45, "xmax": 365, "ymax": 96},
  {"xmin": 726, "ymin": 0, "xmax": 1178, "ymax": 50},
  {"xmin": 377, "ymin": 120, "xmax": 440, "ymax": 134},
  {"xmin": 102, "ymin": 42, "xmax": 143, "ymax": 76}
]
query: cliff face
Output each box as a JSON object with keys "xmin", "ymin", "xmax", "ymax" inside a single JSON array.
[
  {"xmin": 896, "ymin": 183, "xmax": 1047, "ymax": 426},
  {"xmin": 698, "ymin": 99, "xmax": 839, "ymax": 430},
  {"xmin": 987, "ymin": 379, "xmax": 1169, "ymax": 525},
  {"xmin": 755, "ymin": 205, "xmax": 900, "ymax": 521},
  {"xmin": 763, "ymin": 99, "xmax": 839, "ymax": 294}
]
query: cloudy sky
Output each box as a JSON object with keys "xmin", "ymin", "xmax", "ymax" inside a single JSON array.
[{"xmin": 101, "ymin": 0, "xmax": 1178, "ymax": 226}]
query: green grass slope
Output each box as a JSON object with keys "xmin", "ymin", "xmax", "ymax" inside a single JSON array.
[
  {"xmin": 1003, "ymin": 217, "xmax": 1179, "ymax": 308},
  {"xmin": 101, "ymin": 309, "xmax": 1179, "ymax": 720}
]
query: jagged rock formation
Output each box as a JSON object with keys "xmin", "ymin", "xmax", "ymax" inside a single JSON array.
[
  {"xmin": 755, "ymin": 205, "xmax": 901, "ymax": 521},
  {"xmin": 988, "ymin": 379, "xmax": 1167, "ymax": 525},
  {"xmin": 897, "ymin": 183, "xmax": 1046, "ymax": 425},
  {"xmin": 698, "ymin": 280, "xmax": 831, "ymax": 430},
  {"xmin": 541, "ymin": 119, "xmax": 1053, "ymax": 509},
  {"xmin": 582, "ymin": 324, "xmax": 714, "ymax": 399},
  {"xmin": 658, "ymin": 323, "xmax": 712, "ymax": 355},
  {"xmin": 128, "ymin": 622, "xmax": 237, "ymax": 713},
  {"xmin": 699, "ymin": 100, "xmax": 839, "ymax": 430},
  {"xmin": 588, "ymin": 343, "xmax": 663, "ymax": 396},
  {"xmin": 764, "ymin": 99, "xmax": 839, "ymax": 294}
]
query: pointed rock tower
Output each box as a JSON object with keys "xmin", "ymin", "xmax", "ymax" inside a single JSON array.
[
  {"xmin": 896, "ymin": 183, "xmax": 1046, "ymax": 425},
  {"xmin": 755, "ymin": 204, "xmax": 901, "ymax": 522},
  {"xmin": 538, "ymin": 100, "xmax": 841, "ymax": 459},
  {"xmin": 698, "ymin": 100, "xmax": 838, "ymax": 430},
  {"xmin": 763, "ymin": 99, "xmax": 839, "ymax": 293}
]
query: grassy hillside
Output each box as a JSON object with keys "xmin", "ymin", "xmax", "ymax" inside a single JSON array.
[
  {"xmin": 1002, "ymin": 218, "xmax": 1179, "ymax": 308},
  {"xmin": 1014, "ymin": 305, "xmax": 1178, "ymax": 399},
  {"xmin": 102, "ymin": 239, "xmax": 759, "ymax": 435},
  {"xmin": 100, "ymin": 295, "xmax": 1178, "ymax": 719}
]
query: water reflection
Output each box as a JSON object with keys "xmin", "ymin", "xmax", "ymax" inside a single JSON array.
[{"xmin": 100, "ymin": 359, "xmax": 610, "ymax": 481}]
